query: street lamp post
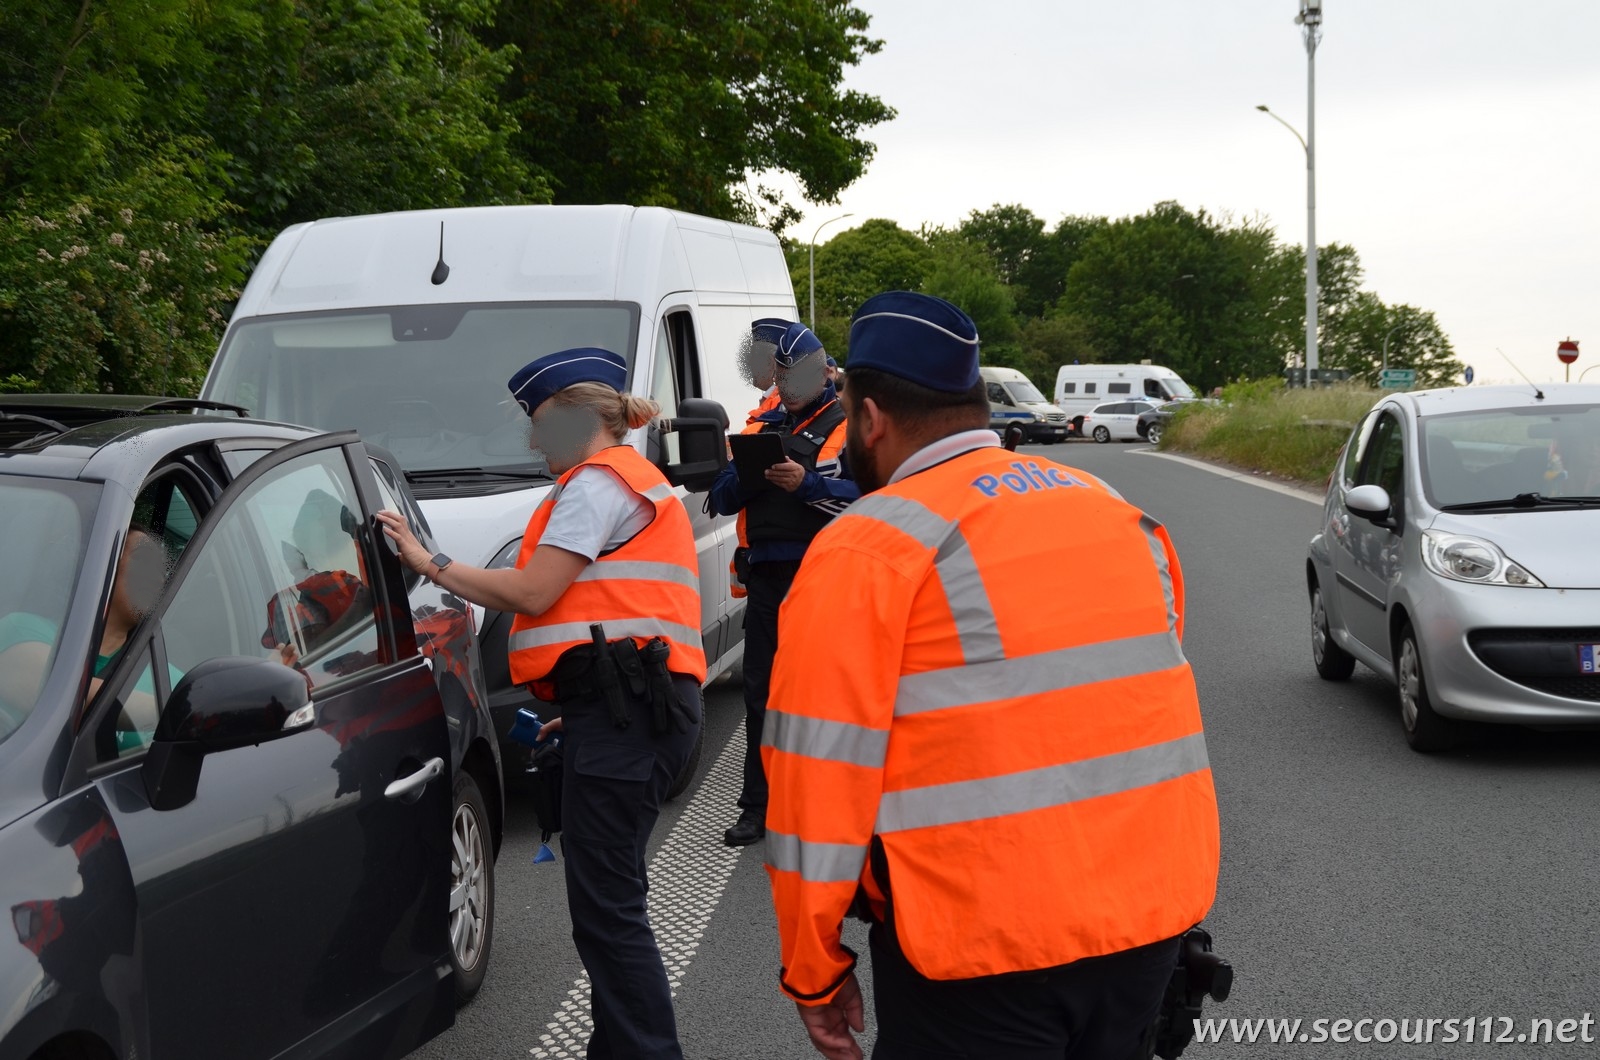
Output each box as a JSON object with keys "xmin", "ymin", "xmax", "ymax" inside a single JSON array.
[
  {"xmin": 1579, "ymin": 364, "xmax": 1600, "ymax": 383},
  {"xmin": 1258, "ymin": 0, "xmax": 1322, "ymax": 386},
  {"xmin": 808, "ymin": 212, "xmax": 854, "ymax": 329},
  {"xmin": 1381, "ymin": 323, "xmax": 1404, "ymax": 376}
]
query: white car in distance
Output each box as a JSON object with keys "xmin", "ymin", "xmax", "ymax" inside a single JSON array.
[{"xmin": 1081, "ymin": 399, "xmax": 1158, "ymax": 443}]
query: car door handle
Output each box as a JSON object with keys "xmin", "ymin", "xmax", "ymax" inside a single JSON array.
[{"xmin": 385, "ymin": 757, "xmax": 444, "ymax": 801}]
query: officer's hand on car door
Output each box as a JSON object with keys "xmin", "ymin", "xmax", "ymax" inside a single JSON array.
[{"xmin": 765, "ymin": 458, "xmax": 806, "ymax": 493}]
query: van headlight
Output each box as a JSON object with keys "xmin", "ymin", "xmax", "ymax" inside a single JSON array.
[{"xmin": 1420, "ymin": 530, "xmax": 1543, "ymax": 587}]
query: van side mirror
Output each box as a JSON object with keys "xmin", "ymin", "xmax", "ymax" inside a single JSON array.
[
  {"xmin": 143, "ymin": 656, "xmax": 314, "ymax": 811},
  {"xmin": 657, "ymin": 397, "xmax": 729, "ymax": 493}
]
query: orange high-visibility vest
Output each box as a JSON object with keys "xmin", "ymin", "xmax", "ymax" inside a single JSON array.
[
  {"xmin": 763, "ymin": 441, "xmax": 1219, "ymax": 1004},
  {"xmin": 507, "ymin": 445, "xmax": 706, "ymax": 700}
]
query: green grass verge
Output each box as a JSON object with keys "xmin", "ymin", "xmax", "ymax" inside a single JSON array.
[{"xmin": 1162, "ymin": 379, "xmax": 1380, "ymax": 487}]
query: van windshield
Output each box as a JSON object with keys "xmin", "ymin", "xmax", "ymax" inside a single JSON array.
[
  {"xmin": 1005, "ymin": 381, "xmax": 1048, "ymax": 404},
  {"xmin": 1163, "ymin": 377, "xmax": 1196, "ymax": 399},
  {"xmin": 205, "ymin": 303, "xmax": 639, "ymax": 475}
]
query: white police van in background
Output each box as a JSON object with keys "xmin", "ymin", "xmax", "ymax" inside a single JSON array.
[
  {"xmin": 201, "ymin": 205, "xmax": 789, "ymax": 789},
  {"xmin": 980, "ymin": 365, "xmax": 1071, "ymax": 442},
  {"xmin": 1053, "ymin": 363, "xmax": 1197, "ymax": 434}
]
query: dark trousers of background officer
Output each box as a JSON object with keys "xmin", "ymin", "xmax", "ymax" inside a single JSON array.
[
  {"xmin": 561, "ymin": 673, "xmax": 701, "ymax": 1060},
  {"xmin": 869, "ymin": 924, "xmax": 1179, "ymax": 1060},
  {"xmin": 738, "ymin": 559, "xmax": 802, "ymax": 814}
]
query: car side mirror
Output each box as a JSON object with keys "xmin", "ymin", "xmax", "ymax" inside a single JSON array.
[
  {"xmin": 143, "ymin": 656, "xmax": 314, "ymax": 811},
  {"xmin": 657, "ymin": 397, "xmax": 730, "ymax": 493},
  {"xmin": 1345, "ymin": 484, "xmax": 1394, "ymax": 523}
]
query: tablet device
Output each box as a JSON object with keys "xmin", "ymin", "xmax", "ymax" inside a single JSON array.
[{"xmin": 730, "ymin": 432, "xmax": 787, "ymax": 486}]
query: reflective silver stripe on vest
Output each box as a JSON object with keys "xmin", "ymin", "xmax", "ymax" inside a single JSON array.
[
  {"xmin": 507, "ymin": 618, "xmax": 702, "ymax": 653},
  {"xmin": 933, "ymin": 530, "xmax": 1004, "ymax": 665},
  {"xmin": 643, "ymin": 483, "xmax": 675, "ymax": 502},
  {"xmin": 765, "ymin": 829, "xmax": 869, "ymax": 884},
  {"xmin": 574, "ymin": 560, "xmax": 699, "ymax": 591},
  {"xmin": 1139, "ymin": 514, "xmax": 1178, "ymax": 632},
  {"xmin": 763, "ymin": 710, "xmax": 889, "ymax": 768},
  {"xmin": 839, "ymin": 495, "xmax": 1004, "ymax": 664},
  {"xmin": 875, "ymin": 731, "xmax": 1209, "ymax": 834},
  {"xmin": 895, "ymin": 631, "xmax": 1187, "ymax": 716}
]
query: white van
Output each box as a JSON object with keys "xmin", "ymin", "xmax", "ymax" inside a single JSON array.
[
  {"xmin": 201, "ymin": 205, "xmax": 792, "ymax": 783},
  {"xmin": 1053, "ymin": 364, "xmax": 1197, "ymax": 428},
  {"xmin": 979, "ymin": 366, "xmax": 1071, "ymax": 442}
]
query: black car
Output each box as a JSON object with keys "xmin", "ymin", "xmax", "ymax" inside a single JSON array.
[
  {"xmin": 1136, "ymin": 400, "xmax": 1193, "ymax": 445},
  {"xmin": 0, "ymin": 397, "xmax": 502, "ymax": 1060}
]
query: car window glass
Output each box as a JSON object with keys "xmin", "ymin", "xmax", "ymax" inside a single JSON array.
[
  {"xmin": 1109, "ymin": 382, "xmax": 1131, "ymax": 395},
  {"xmin": 1145, "ymin": 379, "xmax": 1164, "ymax": 398},
  {"xmin": 1343, "ymin": 411, "xmax": 1379, "ymax": 488},
  {"xmin": 987, "ymin": 382, "xmax": 1009, "ymax": 404},
  {"xmin": 1357, "ymin": 413, "xmax": 1406, "ymax": 502},
  {"xmin": 1060, "ymin": 382, "xmax": 1076, "ymax": 394},
  {"xmin": 95, "ymin": 644, "xmax": 163, "ymax": 761},
  {"xmin": 160, "ymin": 448, "xmax": 382, "ymax": 711},
  {"xmin": 220, "ymin": 448, "xmax": 276, "ymax": 478},
  {"xmin": 1084, "ymin": 382, "xmax": 1096, "ymax": 394},
  {"xmin": 0, "ymin": 480, "xmax": 97, "ymax": 744},
  {"xmin": 134, "ymin": 473, "xmax": 206, "ymax": 559},
  {"xmin": 370, "ymin": 461, "xmax": 420, "ymax": 589}
]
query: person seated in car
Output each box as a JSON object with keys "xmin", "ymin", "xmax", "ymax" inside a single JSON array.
[
  {"xmin": 0, "ymin": 525, "xmax": 181, "ymax": 748},
  {"xmin": 1549, "ymin": 422, "xmax": 1600, "ymax": 497}
]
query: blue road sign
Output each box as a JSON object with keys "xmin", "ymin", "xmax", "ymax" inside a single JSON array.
[{"xmin": 1464, "ymin": 365, "xmax": 1474, "ymax": 385}]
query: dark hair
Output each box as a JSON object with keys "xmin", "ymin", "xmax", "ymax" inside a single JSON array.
[{"xmin": 842, "ymin": 367, "xmax": 990, "ymax": 437}]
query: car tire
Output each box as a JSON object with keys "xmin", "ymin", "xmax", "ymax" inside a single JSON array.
[
  {"xmin": 1092, "ymin": 425, "xmax": 1111, "ymax": 443},
  {"xmin": 667, "ymin": 719, "xmax": 705, "ymax": 801},
  {"xmin": 1395, "ymin": 622, "xmax": 1458, "ymax": 752},
  {"xmin": 1310, "ymin": 584, "xmax": 1355, "ymax": 681},
  {"xmin": 449, "ymin": 769, "xmax": 495, "ymax": 1005},
  {"xmin": 1146, "ymin": 423, "xmax": 1163, "ymax": 445}
]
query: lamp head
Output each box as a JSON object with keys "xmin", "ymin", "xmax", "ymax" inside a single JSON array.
[{"xmin": 1255, "ymin": 104, "xmax": 1269, "ymax": 112}]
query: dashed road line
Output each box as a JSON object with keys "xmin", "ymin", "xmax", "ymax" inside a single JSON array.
[{"xmin": 529, "ymin": 722, "xmax": 749, "ymax": 1057}]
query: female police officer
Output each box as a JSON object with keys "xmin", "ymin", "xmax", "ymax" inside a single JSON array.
[{"xmin": 377, "ymin": 347, "xmax": 703, "ymax": 1060}]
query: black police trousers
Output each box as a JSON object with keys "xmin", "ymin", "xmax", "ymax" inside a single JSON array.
[
  {"xmin": 738, "ymin": 558, "xmax": 802, "ymax": 811},
  {"xmin": 869, "ymin": 924, "xmax": 1180, "ymax": 1060},
  {"xmin": 560, "ymin": 673, "xmax": 702, "ymax": 1060}
]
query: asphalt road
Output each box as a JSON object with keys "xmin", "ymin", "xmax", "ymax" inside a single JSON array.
[{"xmin": 417, "ymin": 439, "xmax": 1600, "ymax": 1060}]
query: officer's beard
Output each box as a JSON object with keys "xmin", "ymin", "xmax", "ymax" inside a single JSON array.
[{"xmin": 845, "ymin": 415, "xmax": 886, "ymax": 495}]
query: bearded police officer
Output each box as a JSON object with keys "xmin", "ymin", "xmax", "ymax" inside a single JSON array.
[
  {"xmin": 762, "ymin": 292, "xmax": 1220, "ymax": 1060},
  {"xmin": 709, "ymin": 321, "xmax": 859, "ymax": 847}
]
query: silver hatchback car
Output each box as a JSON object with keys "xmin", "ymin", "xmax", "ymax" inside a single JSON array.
[{"xmin": 1308, "ymin": 384, "xmax": 1600, "ymax": 750}]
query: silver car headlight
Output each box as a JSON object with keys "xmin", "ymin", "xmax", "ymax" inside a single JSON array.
[{"xmin": 1420, "ymin": 530, "xmax": 1544, "ymax": 587}]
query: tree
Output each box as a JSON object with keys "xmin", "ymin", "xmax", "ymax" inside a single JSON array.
[
  {"xmin": 921, "ymin": 231, "xmax": 1017, "ymax": 346},
  {"xmin": 487, "ymin": 0, "xmax": 894, "ymax": 234},
  {"xmin": 1320, "ymin": 292, "xmax": 1462, "ymax": 388}
]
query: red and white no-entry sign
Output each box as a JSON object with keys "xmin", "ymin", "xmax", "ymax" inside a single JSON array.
[{"xmin": 1558, "ymin": 338, "xmax": 1580, "ymax": 364}]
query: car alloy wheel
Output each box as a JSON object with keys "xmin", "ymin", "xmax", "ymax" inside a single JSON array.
[
  {"xmin": 1092, "ymin": 425, "xmax": 1111, "ymax": 443},
  {"xmin": 1310, "ymin": 585, "xmax": 1355, "ymax": 681},
  {"xmin": 1146, "ymin": 423, "xmax": 1163, "ymax": 445},
  {"xmin": 1395, "ymin": 623, "xmax": 1458, "ymax": 752},
  {"xmin": 449, "ymin": 770, "xmax": 495, "ymax": 1003}
]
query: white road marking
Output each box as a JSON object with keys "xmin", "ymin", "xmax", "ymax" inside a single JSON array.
[
  {"xmin": 529, "ymin": 722, "xmax": 749, "ymax": 1057},
  {"xmin": 1129, "ymin": 448, "xmax": 1323, "ymax": 504}
]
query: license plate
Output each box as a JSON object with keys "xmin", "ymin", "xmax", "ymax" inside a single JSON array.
[{"xmin": 1582, "ymin": 645, "xmax": 1600, "ymax": 674}]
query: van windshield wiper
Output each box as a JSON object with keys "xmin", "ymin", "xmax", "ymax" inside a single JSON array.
[
  {"xmin": 1440, "ymin": 492, "xmax": 1600, "ymax": 512},
  {"xmin": 404, "ymin": 466, "xmax": 551, "ymax": 483}
]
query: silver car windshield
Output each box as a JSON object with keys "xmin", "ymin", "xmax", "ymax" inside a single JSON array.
[
  {"xmin": 1005, "ymin": 380, "xmax": 1048, "ymax": 404},
  {"xmin": 206, "ymin": 303, "xmax": 639, "ymax": 474},
  {"xmin": 0, "ymin": 478, "xmax": 99, "ymax": 743},
  {"xmin": 1421, "ymin": 403, "xmax": 1600, "ymax": 509}
]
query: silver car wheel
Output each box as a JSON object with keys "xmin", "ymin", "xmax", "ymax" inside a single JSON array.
[
  {"xmin": 1147, "ymin": 423, "xmax": 1163, "ymax": 445},
  {"xmin": 1093, "ymin": 425, "xmax": 1111, "ymax": 443},
  {"xmin": 450, "ymin": 799, "xmax": 488, "ymax": 971},
  {"xmin": 1311, "ymin": 590, "xmax": 1329, "ymax": 664},
  {"xmin": 1398, "ymin": 637, "xmax": 1422, "ymax": 733}
]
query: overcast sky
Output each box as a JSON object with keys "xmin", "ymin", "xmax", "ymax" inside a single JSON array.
[{"xmin": 781, "ymin": 0, "xmax": 1599, "ymax": 385}]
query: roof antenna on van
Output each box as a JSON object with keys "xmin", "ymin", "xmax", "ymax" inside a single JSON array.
[
  {"xmin": 430, "ymin": 222, "xmax": 450, "ymax": 286},
  {"xmin": 1495, "ymin": 348, "xmax": 1543, "ymax": 400}
]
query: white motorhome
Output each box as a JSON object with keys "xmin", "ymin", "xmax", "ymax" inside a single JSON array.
[
  {"xmin": 202, "ymin": 205, "xmax": 793, "ymax": 782},
  {"xmin": 1053, "ymin": 363, "xmax": 1197, "ymax": 428}
]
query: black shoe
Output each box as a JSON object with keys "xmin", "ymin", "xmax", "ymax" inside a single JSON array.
[{"xmin": 723, "ymin": 809, "xmax": 766, "ymax": 847}]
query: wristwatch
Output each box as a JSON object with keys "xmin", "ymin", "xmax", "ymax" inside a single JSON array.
[{"xmin": 429, "ymin": 552, "xmax": 453, "ymax": 579}]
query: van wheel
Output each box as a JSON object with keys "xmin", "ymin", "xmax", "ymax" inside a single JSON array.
[
  {"xmin": 667, "ymin": 721, "xmax": 704, "ymax": 801},
  {"xmin": 449, "ymin": 770, "xmax": 494, "ymax": 1004},
  {"xmin": 1092, "ymin": 425, "xmax": 1111, "ymax": 443},
  {"xmin": 1396, "ymin": 623, "xmax": 1458, "ymax": 752}
]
